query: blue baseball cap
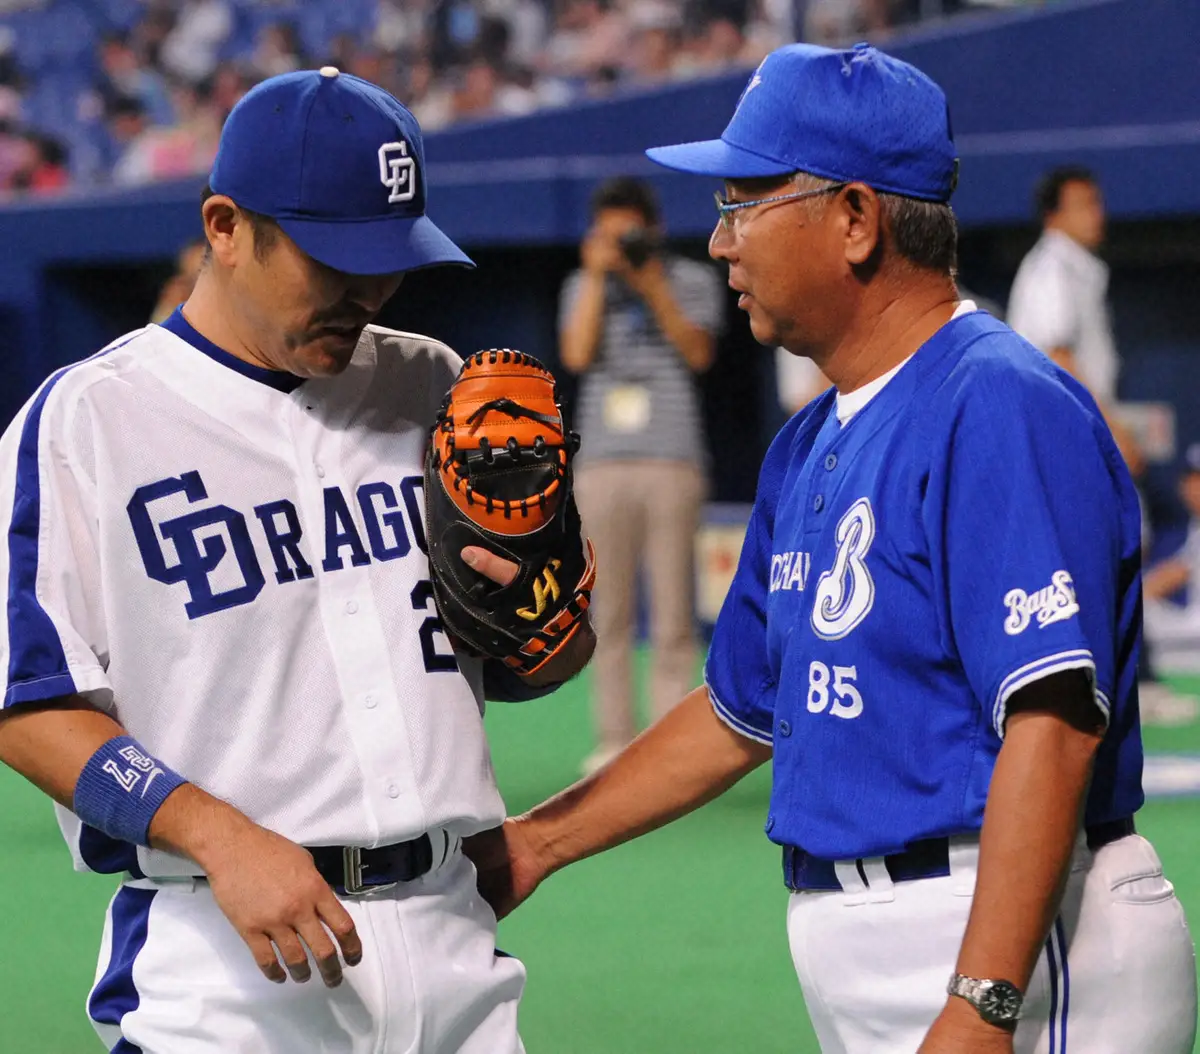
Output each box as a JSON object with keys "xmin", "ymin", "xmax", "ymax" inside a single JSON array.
[
  {"xmin": 209, "ymin": 67, "xmax": 473, "ymax": 276},
  {"xmin": 646, "ymin": 43, "xmax": 958, "ymax": 203}
]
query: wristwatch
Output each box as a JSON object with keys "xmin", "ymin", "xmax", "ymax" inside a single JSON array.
[{"xmin": 947, "ymin": 974, "xmax": 1023, "ymax": 1028}]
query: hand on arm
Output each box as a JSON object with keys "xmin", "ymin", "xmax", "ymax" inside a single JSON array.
[
  {"xmin": 0, "ymin": 697, "xmax": 362, "ymax": 988},
  {"xmin": 918, "ymin": 669, "xmax": 1104, "ymax": 1052},
  {"xmin": 464, "ymin": 686, "xmax": 772, "ymax": 918},
  {"xmin": 625, "ymin": 259, "xmax": 715, "ymax": 372}
]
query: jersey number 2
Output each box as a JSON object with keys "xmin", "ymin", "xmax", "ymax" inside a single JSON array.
[{"xmin": 411, "ymin": 580, "xmax": 458, "ymax": 673}]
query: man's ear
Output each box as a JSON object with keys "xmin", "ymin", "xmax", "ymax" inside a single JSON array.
[
  {"xmin": 840, "ymin": 182, "xmax": 883, "ymax": 267},
  {"xmin": 201, "ymin": 194, "xmax": 242, "ymax": 268}
]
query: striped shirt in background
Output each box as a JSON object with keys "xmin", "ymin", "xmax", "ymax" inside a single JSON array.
[{"xmin": 559, "ymin": 255, "xmax": 724, "ymax": 467}]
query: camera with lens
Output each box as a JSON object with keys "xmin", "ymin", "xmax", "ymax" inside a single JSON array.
[{"xmin": 618, "ymin": 227, "xmax": 659, "ymax": 269}]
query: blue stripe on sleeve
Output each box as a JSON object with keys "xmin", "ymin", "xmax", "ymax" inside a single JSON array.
[
  {"xmin": 5, "ymin": 367, "xmax": 77, "ymax": 708},
  {"xmin": 88, "ymin": 885, "xmax": 156, "ymax": 1051},
  {"xmin": 4, "ymin": 340, "xmax": 133, "ymax": 709},
  {"xmin": 707, "ymin": 682, "xmax": 773, "ymax": 745}
]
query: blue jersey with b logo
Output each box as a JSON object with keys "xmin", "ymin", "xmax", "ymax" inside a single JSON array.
[{"xmin": 707, "ymin": 310, "xmax": 1145, "ymax": 860}]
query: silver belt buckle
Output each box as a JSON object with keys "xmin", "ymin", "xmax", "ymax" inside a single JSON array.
[{"xmin": 341, "ymin": 846, "xmax": 397, "ymax": 897}]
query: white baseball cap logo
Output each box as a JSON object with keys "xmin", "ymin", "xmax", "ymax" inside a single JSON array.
[{"xmin": 378, "ymin": 141, "xmax": 417, "ymax": 204}]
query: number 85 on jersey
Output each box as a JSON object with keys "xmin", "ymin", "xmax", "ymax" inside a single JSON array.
[{"xmin": 806, "ymin": 662, "xmax": 863, "ymax": 720}]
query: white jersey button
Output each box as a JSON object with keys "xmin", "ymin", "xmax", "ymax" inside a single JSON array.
[
  {"xmin": 365, "ymin": 693, "xmax": 378, "ymax": 709},
  {"xmin": 345, "ymin": 600, "xmax": 359, "ymax": 614},
  {"xmin": 315, "ymin": 464, "xmax": 326, "ymax": 478},
  {"xmin": 386, "ymin": 783, "xmax": 400, "ymax": 799}
]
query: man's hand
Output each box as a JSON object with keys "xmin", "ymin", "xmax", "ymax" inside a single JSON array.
[
  {"xmin": 463, "ymin": 817, "xmax": 551, "ymax": 920},
  {"xmin": 202, "ymin": 819, "xmax": 362, "ymax": 988},
  {"xmin": 918, "ymin": 999, "xmax": 1015, "ymax": 1053},
  {"xmin": 620, "ymin": 254, "xmax": 668, "ymax": 299},
  {"xmin": 150, "ymin": 786, "xmax": 362, "ymax": 988},
  {"xmin": 460, "ymin": 545, "xmax": 595, "ymax": 686},
  {"xmin": 461, "ymin": 545, "xmax": 518, "ymax": 586},
  {"xmin": 581, "ymin": 225, "xmax": 624, "ymax": 275}
]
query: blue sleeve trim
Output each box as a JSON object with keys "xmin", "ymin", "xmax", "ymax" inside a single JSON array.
[
  {"xmin": 707, "ymin": 682, "xmax": 773, "ymax": 746},
  {"xmin": 992, "ymin": 649, "xmax": 1098, "ymax": 738},
  {"xmin": 5, "ymin": 368, "xmax": 77, "ymax": 708},
  {"xmin": 3, "ymin": 671, "xmax": 79, "ymax": 709},
  {"xmin": 4, "ymin": 340, "xmax": 132, "ymax": 710}
]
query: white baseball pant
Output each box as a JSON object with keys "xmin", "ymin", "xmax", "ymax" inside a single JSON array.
[
  {"xmin": 787, "ymin": 833, "xmax": 1197, "ymax": 1053},
  {"xmin": 87, "ymin": 839, "xmax": 525, "ymax": 1054}
]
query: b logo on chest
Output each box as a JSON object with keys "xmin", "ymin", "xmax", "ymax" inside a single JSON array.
[{"xmin": 810, "ymin": 497, "xmax": 876, "ymax": 640}]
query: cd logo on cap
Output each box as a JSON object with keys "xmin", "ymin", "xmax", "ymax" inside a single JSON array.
[{"xmin": 379, "ymin": 141, "xmax": 417, "ymax": 205}]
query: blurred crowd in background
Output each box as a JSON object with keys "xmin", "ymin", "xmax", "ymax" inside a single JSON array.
[{"xmin": 0, "ymin": 0, "xmax": 1045, "ymax": 196}]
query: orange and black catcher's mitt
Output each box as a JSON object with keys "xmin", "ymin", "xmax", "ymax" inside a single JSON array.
[{"xmin": 424, "ymin": 350, "xmax": 596, "ymax": 678}]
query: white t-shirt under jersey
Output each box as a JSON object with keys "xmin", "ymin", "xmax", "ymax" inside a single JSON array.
[{"xmin": 836, "ymin": 301, "xmax": 978, "ymax": 425}]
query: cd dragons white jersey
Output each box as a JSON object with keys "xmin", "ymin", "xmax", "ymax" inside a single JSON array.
[{"xmin": 0, "ymin": 317, "xmax": 506, "ymax": 878}]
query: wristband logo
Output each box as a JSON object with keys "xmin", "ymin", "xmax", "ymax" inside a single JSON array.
[{"xmin": 101, "ymin": 743, "xmax": 164, "ymax": 797}]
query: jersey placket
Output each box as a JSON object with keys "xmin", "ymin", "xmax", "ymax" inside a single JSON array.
[{"xmin": 286, "ymin": 384, "xmax": 427, "ymax": 845}]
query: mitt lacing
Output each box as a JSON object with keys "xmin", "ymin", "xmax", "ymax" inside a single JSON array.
[{"xmin": 465, "ymin": 398, "xmax": 560, "ymax": 431}]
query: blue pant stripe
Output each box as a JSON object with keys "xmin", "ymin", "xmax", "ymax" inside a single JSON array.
[
  {"xmin": 1055, "ymin": 916, "xmax": 1070, "ymax": 1054},
  {"xmin": 1045, "ymin": 930, "xmax": 1060, "ymax": 1054},
  {"xmin": 88, "ymin": 886, "xmax": 157, "ymax": 1053}
]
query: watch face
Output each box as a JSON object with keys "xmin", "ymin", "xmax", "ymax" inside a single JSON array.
[{"xmin": 978, "ymin": 981, "xmax": 1023, "ymax": 1025}]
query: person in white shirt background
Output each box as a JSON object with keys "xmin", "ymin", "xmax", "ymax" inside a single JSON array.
[
  {"xmin": 1008, "ymin": 166, "xmax": 1118, "ymax": 401},
  {"xmin": 1009, "ymin": 164, "xmax": 1197, "ymax": 726}
]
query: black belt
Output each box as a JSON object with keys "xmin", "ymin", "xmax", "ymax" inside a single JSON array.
[
  {"xmin": 783, "ymin": 817, "xmax": 1135, "ymax": 893},
  {"xmin": 308, "ymin": 834, "xmax": 434, "ymax": 896}
]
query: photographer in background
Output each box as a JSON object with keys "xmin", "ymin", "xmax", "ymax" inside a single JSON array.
[{"xmin": 560, "ymin": 176, "xmax": 723, "ymax": 775}]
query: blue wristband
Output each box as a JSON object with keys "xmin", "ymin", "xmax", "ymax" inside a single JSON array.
[{"xmin": 73, "ymin": 736, "xmax": 187, "ymax": 848}]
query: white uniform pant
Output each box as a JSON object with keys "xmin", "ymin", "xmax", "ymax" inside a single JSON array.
[
  {"xmin": 86, "ymin": 842, "xmax": 525, "ymax": 1054},
  {"xmin": 787, "ymin": 834, "xmax": 1197, "ymax": 1053}
]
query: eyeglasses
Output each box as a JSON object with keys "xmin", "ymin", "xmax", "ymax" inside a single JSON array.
[{"xmin": 713, "ymin": 183, "xmax": 848, "ymax": 232}]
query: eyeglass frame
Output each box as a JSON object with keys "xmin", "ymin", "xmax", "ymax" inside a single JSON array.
[{"xmin": 713, "ymin": 182, "xmax": 849, "ymax": 232}]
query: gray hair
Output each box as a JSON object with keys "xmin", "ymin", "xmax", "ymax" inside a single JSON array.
[{"xmin": 790, "ymin": 172, "xmax": 958, "ymax": 276}]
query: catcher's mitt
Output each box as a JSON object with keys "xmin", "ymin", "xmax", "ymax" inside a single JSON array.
[{"xmin": 424, "ymin": 349, "xmax": 596, "ymax": 678}]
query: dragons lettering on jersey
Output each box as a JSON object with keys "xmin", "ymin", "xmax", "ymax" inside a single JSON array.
[
  {"xmin": 129, "ymin": 471, "xmax": 429, "ymax": 619},
  {"xmin": 769, "ymin": 550, "xmax": 811, "ymax": 593},
  {"xmin": 1003, "ymin": 570, "xmax": 1080, "ymax": 635}
]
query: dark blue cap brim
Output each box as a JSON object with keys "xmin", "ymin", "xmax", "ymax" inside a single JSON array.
[
  {"xmin": 277, "ymin": 213, "xmax": 474, "ymax": 276},
  {"xmin": 646, "ymin": 138, "xmax": 796, "ymax": 178}
]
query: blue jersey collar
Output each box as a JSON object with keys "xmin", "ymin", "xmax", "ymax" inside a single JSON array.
[{"xmin": 158, "ymin": 307, "xmax": 305, "ymax": 394}]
